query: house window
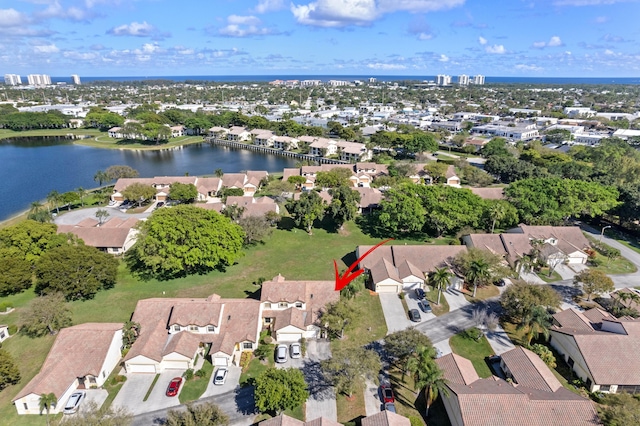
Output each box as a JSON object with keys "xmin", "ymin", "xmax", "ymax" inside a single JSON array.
[
  {"xmin": 189, "ymin": 325, "xmax": 198, "ymax": 331},
  {"xmin": 600, "ymin": 385, "xmax": 611, "ymax": 392},
  {"xmin": 295, "ymin": 302, "xmax": 303, "ymax": 308},
  {"xmin": 103, "ymin": 371, "xmax": 106, "ymax": 378},
  {"xmin": 264, "ymin": 318, "xmax": 272, "ymax": 324},
  {"xmin": 173, "ymin": 325, "xmax": 180, "ymax": 332},
  {"xmin": 0, "ymin": 331, "xmax": 5, "ymax": 339},
  {"xmin": 23, "ymin": 403, "xmax": 28, "ymax": 410},
  {"xmin": 278, "ymin": 302, "xmax": 288, "ymax": 308},
  {"xmin": 89, "ymin": 377, "xmax": 97, "ymax": 384},
  {"xmin": 567, "ymin": 357, "xmax": 575, "ymax": 367},
  {"xmin": 207, "ymin": 326, "xmax": 215, "ymax": 333},
  {"xmin": 243, "ymin": 343, "xmax": 253, "ymax": 349}
]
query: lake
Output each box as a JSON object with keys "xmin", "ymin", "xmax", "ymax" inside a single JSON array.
[{"xmin": 0, "ymin": 136, "xmax": 299, "ymax": 221}]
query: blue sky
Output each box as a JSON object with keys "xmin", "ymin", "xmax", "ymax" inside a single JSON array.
[{"xmin": 1, "ymin": 0, "xmax": 639, "ymax": 77}]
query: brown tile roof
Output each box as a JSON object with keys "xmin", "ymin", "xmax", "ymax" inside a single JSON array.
[
  {"xmin": 259, "ymin": 414, "xmax": 304, "ymax": 426},
  {"xmin": 500, "ymin": 233, "xmax": 534, "ymax": 260},
  {"xmin": 162, "ymin": 330, "xmax": 201, "ymax": 358},
  {"xmin": 304, "ymin": 417, "xmax": 343, "ymax": 426},
  {"xmin": 271, "ymin": 308, "xmax": 307, "ymax": 331},
  {"xmin": 517, "ymin": 225, "xmax": 590, "ymax": 252},
  {"xmin": 221, "ymin": 173, "xmax": 247, "ymax": 188},
  {"xmin": 57, "ymin": 225, "xmax": 135, "ymax": 249},
  {"xmin": 465, "ymin": 234, "xmax": 508, "ymax": 257},
  {"xmin": 282, "ymin": 168, "xmax": 301, "ymax": 181},
  {"xmin": 370, "ymin": 257, "xmax": 402, "ymax": 285},
  {"xmin": 358, "ymin": 245, "xmax": 467, "ymax": 277},
  {"xmin": 435, "ymin": 353, "xmax": 480, "ymax": 385},
  {"xmin": 14, "ymin": 323, "xmax": 122, "ymax": 401},
  {"xmin": 361, "ymin": 411, "xmax": 411, "ymax": 426},
  {"xmin": 500, "ymin": 347, "xmax": 562, "ymax": 392},
  {"xmin": 469, "ymin": 187, "xmax": 505, "ymax": 200},
  {"xmin": 552, "ymin": 309, "xmax": 595, "ymax": 332},
  {"xmin": 196, "ymin": 203, "xmax": 224, "ymax": 212},
  {"xmin": 354, "ymin": 187, "xmax": 383, "ymax": 209},
  {"xmin": 196, "ymin": 177, "xmax": 221, "ymax": 194},
  {"xmin": 169, "ymin": 301, "xmax": 222, "ymax": 327}
]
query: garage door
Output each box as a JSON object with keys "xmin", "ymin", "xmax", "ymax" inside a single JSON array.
[
  {"xmin": 277, "ymin": 333, "xmax": 302, "ymax": 342},
  {"xmin": 214, "ymin": 357, "xmax": 229, "ymax": 366},
  {"xmin": 376, "ymin": 284, "xmax": 400, "ymax": 293},
  {"xmin": 163, "ymin": 360, "xmax": 190, "ymax": 370},
  {"xmin": 127, "ymin": 364, "xmax": 156, "ymax": 374},
  {"xmin": 567, "ymin": 257, "xmax": 585, "ymax": 264}
]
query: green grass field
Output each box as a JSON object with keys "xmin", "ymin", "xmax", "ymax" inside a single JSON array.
[
  {"xmin": 449, "ymin": 328, "xmax": 494, "ymax": 378},
  {"xmin": 179, "ymin": 361, "xmax": 214, "ymax": 404},
  {"xmin": 0, "ymin": 128, "xmax": 102, "ymax": 140}
]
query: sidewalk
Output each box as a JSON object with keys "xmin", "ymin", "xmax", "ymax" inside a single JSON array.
[{"xmin": 442, "ymin": 288, "xmax": 471, "ymax": 311}]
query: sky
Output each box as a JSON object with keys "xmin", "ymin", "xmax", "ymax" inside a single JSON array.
[{"xmin": 1, "ymin": 0, "xmax": 639, "ymax": 78}]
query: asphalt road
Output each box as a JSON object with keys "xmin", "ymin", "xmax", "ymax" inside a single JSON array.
[{"xmin": 131, "ymin": 385, "xmax": 256, "ymax": 426}]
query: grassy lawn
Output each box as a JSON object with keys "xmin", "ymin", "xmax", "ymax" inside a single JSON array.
[
  {"xmin": 143, "ymin": 374, "xmax": 160, "ymax": 402},
  {"xmin": 77, "ymin": 135, "xmax": 206, "ymax": 150},
  {"xmin": 388, "ymin": 366, "xmax": 427, "ymax": 422},
  {"xmin": 537, "ymin": 268, "xmax": 563, "ymax": 283},
  {"xmin": 239, "ymin": 357, "xmax": 273, "ymax": 387},
  {"xmin": 332, "ymin": 290, "xmax": 387, "ymax": 351},
  {"xmin": 283, "ymin": 404, "xmax": 305, "ymax": 421},
  {"xmin": 462, "ymin": 285, "xmax": 500, "ymax": 303},
  {"xmin": 336, "ymin": 386, "xmax": 366, "ymax": 424},
  {"xmin": 589, "ymin": 253, "xmax": 637, "ymax": 275},
  {"xmin": 616, "ymin": 239, "xmax": 640, "ymax": 255},
  {"xmin": 179, "ymin": 360, "xmax": 214, "ymax": 404},
  {"xmin": 449, "ymin": 328, "xmax": 494, "ymax": 378},
  {"xmin": 424, "ymin": 286, "xmax": 450, "ymax": 316},
  {"xmin": 0, "ymin": 128, "xmax": 102, "ymax": 141},
  {"xmin": 102, "ymin": 370, "xmax": 127, "ymax": 410}
]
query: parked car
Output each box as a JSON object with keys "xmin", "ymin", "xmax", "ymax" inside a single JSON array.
[
  {"xmin": 155, "ymin": 201, "xmax": 165, "ymax": 209},
  {"xmin": 409, "ymin": 309, "xmax": 421, "ymax": 322},
  {"xmin": 418, "ymin": 300, "xmax": 432, "ymax": 313},
  {"xmin": 415, "ymin": 288, "xmax": 426, "ymax": 300},
  {"xmin": 290, "ymin": 343, "xmax": 301, "ymax": 359},
  {"xmin": 213, "ymin": 367, "xmax": 228, "ymax": 385},
  {"xmin": 63, "ymin": 391, "xmax": 85, "ymax": 414},
  {"xmin": 166, "ymin": 377, "xmax": 183, "ymax": 397},
  {"xmin": 384, "ymin": 402, "xmax": 397, "ymax": 413},
  {"xmin": 276, "ymin": 344, "xmax": 288, "ymax": 363},
  {"xmin": 380, "ymin": 383, "xmax": 395, "ymax": 403},
  {"xmin": 496, "ymin": 277, "xmax": 513, "ymax": 287}
]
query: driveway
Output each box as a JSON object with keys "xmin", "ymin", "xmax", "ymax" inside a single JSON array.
[
  {"xmin": 112, "ymin": 371, "xmax": 185, "ymax": 416},
  {"xmin": 53, "ymin": 206, "xmax": 150, "ymax": 225},
  {"xmin": 442, "ymin": 288, "xmax": 470, "ymax": 311},
  {"xmin": 554, "ymin": 264, "xmax": 577, "ymax": 280},
  {"xmin": 304, "ymin": 340, "xmax": 337, "ymax": 422},
  {"xmin": 202, "ymin": 366, "xmax": 242, "ymax": 398},
  {"xmin": 519, "ymin": 270, "xmax": 546, "ymax": 284},
  {"xmin": 403, "ymin": 288, "xmax": 436, "ymax": 321},
  {"xmin": 379, "ymin": 293, "xmax": 411, "ymax": 333},
  {"xmin": 364, "ymin": 379, "xmax": 383, "ymax": 415}
]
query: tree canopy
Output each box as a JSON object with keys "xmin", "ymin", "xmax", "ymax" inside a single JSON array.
[
  {"xmin": 0, "ymin": 349, "xmax": 21, "ymax": 391},
  {"xmin": 321, "ymin": 344, "xmax": 381, "ymax": 397},
  {"xmin": 166, "ymin": 402, "xmax": 228, "ymax": 426},
  {"xmin": 169, "ymin": 183, "xmax": 198, "ymax": 203},
  {"xmin": 121, "ymin": 183, "xmax": 156, "ymax": 206},
  {"xmin": 500, "ymin": 281, "xmax": 561, "ymax": 324},
  {"xmin": 384, "ymin": 328, "xmax": 434, "ymax": 364},
  {"xmin": 126, "ymin": 205, "xmax": 245, "ymax": 280},
  {"xmin": 254, "ymin": 368, "xmax": 309, "ymax": 415},
  {"xmin": 287, "ymin": 191, "xmax": 326, "ymax": 234},
  {"xmin": 328, "ymin": 185, "xmax": 360, "ymax": 229},
  {"xmin": 20, "ymin": 293, "xmax": 72, "ymax": 337},
  {"xmin": 573, "ymin": 269, "xmax": 615, "ymax": 301},
  {"xmin": 105, "ymin": 165, "xmax": 139, "ymax": 181},
  {"xmin": 0, "ymin": 220, "xmax": 71, "ymax": 264},
  {"xmin": 35, "ymin": 244, "xmax": 118, "ymax": 301}
]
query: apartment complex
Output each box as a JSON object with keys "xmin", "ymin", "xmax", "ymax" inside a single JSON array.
[{"xmin": 4, "ymin": 74, "xmax": 22, "ymax": 85}]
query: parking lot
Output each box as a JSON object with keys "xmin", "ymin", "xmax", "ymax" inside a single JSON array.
[{"xmin": 112, "ymin": 370, "xmax": 185, "ymax": 415}]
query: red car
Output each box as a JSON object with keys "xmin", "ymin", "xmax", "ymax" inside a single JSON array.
[
  {"xmin": 166, "ymin": 377, "xmax": 183, "ymax": 397},
  {"xmin": 380, "ymin": 383, "xmax": 395, "ymax": 403}
]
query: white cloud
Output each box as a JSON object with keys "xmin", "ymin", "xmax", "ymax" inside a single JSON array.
[
  {"xmin": 515, "ymin": 64, "xmax": 542, "ymax": 71},
  {"xmin": 107, "ymin": 21, "xmax": 159, "ymax": 37},
  {"xmin": 417, "ymin": 33, "xmax": 433, "ymax": 40},
  {"xmin": 532, "ymin": 35, "xmax": 563, "ymax": 49},
  {"xmin": 217, "ymin": 15, "xmax": 276, "ymax": 37},
  {"xmin": 594, "ymin": 16, "xmax": 608, "ymax": 23},
  {"xmin": 604, "ymin": 49, "xmax": 615, "ymax": 55},
  {"xmin": 366, "ymin": 63, "xmax": 407, "ymax": 70},
  {"xmin": 33, "ymin": 44, "xmax": 59, "ymax": 53},
  {"xmin": 291, "ymin": 0, "xmax": 465, "ymax": 27},
  {"xmin": 254, "ymin": 0, "xmax": 286, "ymax": 13},
  {"xmin": 35, "ymin": 1, "xmax": 91, "ymax": 21},
  {"xmin": 439, "ymin": 54, "xmax": 449, "ymax": 62},
  {"xmin": 0, "ymin": 8, "xmax": 29, "ymax": 27},
  {"xmin": 478, "ymin": 36, "xmax": 487, "ymax": 45},
  {"xmin": 485, "ymin": 44, "xmax": 505, "ymax": 54}
]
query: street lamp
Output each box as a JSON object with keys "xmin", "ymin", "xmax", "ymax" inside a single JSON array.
[{"xmin": 600, "ymin": 225, "xmax": 612, "ymax": 243}]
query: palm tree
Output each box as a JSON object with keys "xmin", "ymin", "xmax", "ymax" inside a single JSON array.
[
  {"xmin": 94, "ymin": 170, "xmax": 109, "ymax": 187},
  {"xmin": 405, "ymin": 346, "xmax": 448, "ymax": 417},
  {"xmin": 46, "ymin": 190, "xmax": 61, "ymax": 215},
  {"xmin": 517, "ymin": 305, "xmax": 552, "ymax": 346},
  {"xmin": 465, "ymin": 258, "xmax": 491, "ymax": 298},
  {"xmin": 214, "ymin": 168, "xmax": 224, "ymax": 178},
  {"xmin": 429, "ymin": 267, "xmax": 452, "ymax": 305},
  {"xmin": 39, "ymin": 393, "xmax": 57, "ymax": 426},
  {"xmin": 76, "ymin": 187, "xmax": 87, "ymax": 207},
  {"xmin": 488, "ymin": 202, "xmax": 506, "ymax": 234}
]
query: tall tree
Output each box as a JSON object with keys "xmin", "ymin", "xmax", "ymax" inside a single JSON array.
[
  {"xmin": 517, "ymin": 305, "xmax": 552, "ymax": 346},
  {"xmin": 20, "ymin": 292, "xmax": 72, "ymax": 337},
  {"xmin": 0, "ymin": 220, "xmax": 69, "ymax": 264},
  {"xmin": 105, "ymin": 165, "xmax": 139, "ymax": 181},
  {"xmin": 429, "ymin": 267, "xmax": 452, "ymax": 305},
  {"xmin": 328, "ymin": 185, "xmax": 361, "ymax": 230},
  {"xmin": 94, "ymin": 170, "xmax": 110, "ymax": 186},
  {"xmin": 500, "ymin": 281, "xmax": 561, "ymax": 324},
  {"xmin": 60, "ymin": 401, "xmax": 132, "ymax": 426},
  {"xmin": 39, "ymin": 393, "xmax": 57, "ymax": 426},
  {"xmin": 167, "ymin": 402, "xmax": 228, "ymax": 426},
  {"xmin": 321, "ymin": 344, "xmax": 381, "ymax": 398},
  {"xmin": 465, "ymin": 258, "xmax": 491, "ymax": 298},
  {"xmin": 573, "ymin": 270, "xmax": 615, "ymax": 301},
  {"xmin": 122, "ymin": 321, "xmax": 141, "ymax": 351},
  {"xmin": 287, "ymin": 191, "xmax": 326, "ymax": 234},
  {"xmin": 169, "ymin": 183, "xmax": 198, "ymax": 203},
  {"xmin": 0, "ymin": 252, "xmax": 33, "ymax": 296},
  {"xmin": 254, "ymin": 368, "xmax": 309, "ymax": 415},
  {"xmin": 46, "ymin": 190, "xmax": 61, "ymax": 215},
  {"xmin": 76, "ymin": 187, "xmax": 87, "ymax": 207},
  {"xmin": 126, "ymin": 205, "xmax": 245, "ymax": 280},
  {"xmin": 35, "ymin": 244, "xmax": 118, "ymax": 300},
  {"xmin": 28, "ymin": 201, "xmax": 51, "ymax": 223},
  {"xmin": 384, "ymin": 329, "xmax": 434, "ymax": 365},
  {"xmin": 95, "ymin": 208, "xmax": 110, "ymax": 225},
  {"xmin": 405, "ymin": 346, "xmax": 448, "ymax": 416},
  {"xmin": 0, "ymin": 349, "xmax": 21, "ymax": 391},
  {"xmin": 121, "ymin": 183, "xmax": 156, "ymax": 207}
]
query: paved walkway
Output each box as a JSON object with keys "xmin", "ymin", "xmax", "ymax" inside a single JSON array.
[
  {"xmin": 519, "ymin": 270, "xmax": 545, "ymax": 284},
  {"xmin": 442, "ymin": 288, "xmax": 470, "ymax": 311},
  {"xmin": 363, "ymin": 379, "xmax": 382, "ymax": 416},
  {"xmin": 434, "ymin": 339, "xmax": 452, "ymax": 357}
]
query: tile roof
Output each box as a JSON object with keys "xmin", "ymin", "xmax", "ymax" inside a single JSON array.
[
  {"xmin": 169, "ymin": 301, "xmax": 223, "ymax": 327},
  {"xmin": 354, "ymin": 187, "xmax": 383, "ymax": 209},
  {"xmin": 57, "ymin": 224, "xmax": 136, "ymax": 249},
  {"xmin": 370, "ymin": 257, "xmax": 402, "ymax": 285},
  {"xmin": 14, "ymin": 323, "xmax": 122, "ymax": 400},
  {"xmin": 435, "ymin": 353, "xmax": 480, "ymax": 385},
  {"xmin": 361, "ymin": 411, "xmax": 411, "ymax": 426},
  {"xmin": 500, "ymin": 347, "xmax": 562, "ymax": 392},
  {"xmin": 465, "ymin": 234, "xmax": 508, "ymax": 257},
  {"xmin": 260, "ymin": 415, "xmax": 342, "ymax": 426}
]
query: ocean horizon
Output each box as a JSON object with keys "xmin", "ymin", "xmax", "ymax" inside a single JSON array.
[{"xmin": 45, "ymin": 75, "xmax": 640, "ymax": 85}]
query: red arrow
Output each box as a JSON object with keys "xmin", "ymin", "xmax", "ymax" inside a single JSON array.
[{"xmin": 334, "ymin": 238, "xmax": 394, "ymax": 291}]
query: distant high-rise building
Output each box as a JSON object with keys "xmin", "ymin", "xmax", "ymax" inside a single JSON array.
[
  {"xmin": 71, "ymin": 74, "xmax": 81, "ymax": 85},
  {"xmin": 4, "ymin": 74, "xmax": 22, "ymax": 85},
  {"xmin": 472, "ymin": 75, "xmax": 485, "ymax": 85},
  {"xmin": 436, "ymin": 74, "xmax": 452, "ymax": 86},
  {"xmin": 368, "ymin": 77, "xmax": 377, "ymax": 83},
  {"xmin": 27, "ymin": 74, "xmax": 52, "ymax": 86},
  {"xmin": 458, "ymin": 75, "xmax": 469, "ymax": 86}
]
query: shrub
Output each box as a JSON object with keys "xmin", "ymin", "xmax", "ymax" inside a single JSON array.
[
  {"xmin": 239, "ymin": 351, "xmax": 252, "ymax": 370},
  {"xmin": 300, "ymin": 337, "xmax": 307, "ymax": 357},
  {"xmin": 263, "ymin": 336, "xmax": 273, "ymax": 344},
  {"xmin": 254, "ymin": 344, "xmax": 275, "ymax": 361},
  {"xmin": 0, "ymin": 302, "xmax": 12, "ymax": 312},
  {"xmin": 7, "ymin": 325, "xmax": 17, "ymax": 335},
  {"xmin": 112, "ymin": 375, "xmax": 127, "ymax": 385},
  {"xmin": 195, "ymin": 368, "xmax": 206, "ymax": 378},
  {"xmin": 183, "ymin": 369, "xmax": 194, "ymax": 381},
  {"xmin": 409, "ymin": 416, "xmax": 424, "ymax": 426}
]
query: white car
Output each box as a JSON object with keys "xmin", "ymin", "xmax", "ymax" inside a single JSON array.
[
  {"xmin": 213, "ymin": 367, "xmax": 228, "ymax": 385},
  {"xmin": 63, "ymin": 391, "xmax": 85, "ymax": 414},
  {"xmin": 290, "ymin": 343, "xmax": 301, "ymax": 359},
  {"xmin": 276, "ymin": 344, "xmax": 288, "ymax": 363}
]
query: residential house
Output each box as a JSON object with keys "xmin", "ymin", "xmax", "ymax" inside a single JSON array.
[
  {"xmin": 124, "ymin": 294, "xmax": 262, "ymax": 372},
  {"xmin": 356, "ymin": 245, "xmax": 467, "ymax": 293},
  {"xmin": 111, "ymin": 176, "xmax": 197, "ymax": 202},
  {"xmin": 220, "ymin": 171, "xmax": 268, "ymax": 196},
  {"xmin": 445, "ymin": 165, "xmax": 461, "ymax": 187},
  {"xmin": 108, "ymin": 126, "xmax": 123, "ymax": 138},
  {"xmin": 13, "ymin": 323, "xmax": 123, "ymax": 415},
  {"xmin": 463, "ymin": 137, "xmax": 490, "ymax": 152},
  {"xmin": 252, "ymin": 129, "xmax": 276, "ymax": 147},
  {"xmin": 170, "ymin": 125, "xmax": 184, "ymax": 138},
  {"xmin": 208, "ymin": 126, "xmax": 229, "ymax": 139},
  {"xmin": 0, "ymin": 325, "xmax": 10, "ymax": 343},
  {"xmin": 273, "ymin": 135, "xmax": 299, "ymax": 150},
  {"xmin": 468, "ymin": 187, "xmax": 505, "ymax": 200},
  {"xmin": 471, "ymin": 124, "xmax": 539, "ymax": 141},
  {"xmin": 337, "ymin": 141, "xmax": 372, "ymax": 162},
  {"xmin": 227, "ymin": 126, "xmax": 251, "ymax": 142},
  {"xmin": 260, "ymin": 414, "xmax": 342, "ymax": 426},
  {"xmin": 550, "ymin": 307, "xmax": 640, "ymax": 393},
  {"xmin": 435, "ymin": 348, "xmax": 599, "ymax": 426},
  {"xmin": 354, "ymin": 187, "xmax": 383, "ymax": 213},
  {"xmin": 57, "ymin": 217, "xmax": 139, "ymax": 255},
  {"xmin": 260, "ymin": 275, "xmax": 339, "ymax": 342},
  {"xmin": 361, "ymin": 410, "xmax": 411, "ymax": 426},
  {"xmin": 223, "ymin": 196, "xmax": 280, "ymax": 218}
]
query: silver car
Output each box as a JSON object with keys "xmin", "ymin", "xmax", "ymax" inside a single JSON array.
[
  {"xmin": 213, "ymin": 367, "xmax": 228, "ymax": 385},
  {"xmin": 290, "ymin": 343, "xmax": 301, "ymax": 359},
  {"xmin": 63, "ymin": 391, "xmax": 85, "ymax": 414},
  {"xmin": 276, "ymin": 344, "xmax": 288, "ymax": 363}
]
